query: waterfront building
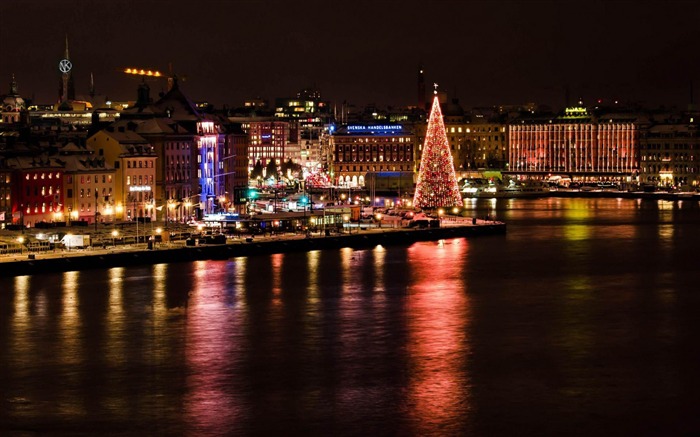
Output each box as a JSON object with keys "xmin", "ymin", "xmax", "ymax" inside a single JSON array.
[
  {"xmin": 508, "ymin": 106, "xmax": 639, "ymax": 182},
  {"xmin": 7, "ymin": 156, "xmax": 64, "ymax": 227},
  {"xmin": 120, "ymin": 79, "xmax": 246, "ymax": 217},
  {"xmin": 59, "ymin": 151, "xmax": 116, "ymax": 224},
  {"xmin": 88, "ymin": 127, "xmax": 157, "ymax": 221},
  {"xmin": 639, "ymin": 115, "xmax": 700, "ymax": 188},
  {"xmin": 331, "ymin": 124, "xmax": 416, "ymax": 187}
]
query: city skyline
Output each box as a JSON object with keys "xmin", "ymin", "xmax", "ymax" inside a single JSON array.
[{"xmin": 2, "ymin": 0, "xmax": 700, "ymax": 109}]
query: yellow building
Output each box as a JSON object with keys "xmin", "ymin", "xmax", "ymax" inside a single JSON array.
[{"xmin": 88, "ymin": 127, "xmax": 157, "ymax": 221}]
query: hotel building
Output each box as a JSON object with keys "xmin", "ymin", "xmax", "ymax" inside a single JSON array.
[{"xmin": 508, "ymin": 107, "xmax": 639, "ymax": 181}]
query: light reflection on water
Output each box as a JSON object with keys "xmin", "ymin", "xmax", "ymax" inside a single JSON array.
[{"xmin": 0, "ymin": 198, "xmax": 699, "ymax": 435}]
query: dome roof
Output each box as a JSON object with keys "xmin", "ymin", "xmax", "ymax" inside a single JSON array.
[{"xmin": 2, "ymin": 95, "xmax": 24, "ymax": 112}]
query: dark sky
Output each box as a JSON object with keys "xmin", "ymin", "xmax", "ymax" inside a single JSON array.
[{"xmin": 1, "ymin": 0, "xmax": 699, "ymax": 110}]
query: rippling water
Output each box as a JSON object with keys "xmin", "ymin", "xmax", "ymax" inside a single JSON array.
[{"xmin": 1, "ymin": 198, "xmax": 699, "ymax": 436}]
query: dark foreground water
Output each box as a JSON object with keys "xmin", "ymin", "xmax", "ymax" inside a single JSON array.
[{"xmin": 1, "ymin": 198, "xmax": 699, "ymax": 436}]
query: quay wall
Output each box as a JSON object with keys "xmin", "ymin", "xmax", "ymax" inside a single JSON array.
[{"xmin": 0, "ymin": 224, "xmax": 506, "ymax": 277}]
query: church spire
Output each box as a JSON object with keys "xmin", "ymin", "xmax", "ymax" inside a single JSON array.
[{"xmin": 10, "ymin": 74, "xmax": 18, "ymax": 95}]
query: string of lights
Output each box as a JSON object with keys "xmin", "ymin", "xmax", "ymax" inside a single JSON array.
[{"xmin": 413, "ymin": 94, "xmax": 463, "ymax": 209}]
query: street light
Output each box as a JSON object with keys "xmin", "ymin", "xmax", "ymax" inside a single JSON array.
[
  {"xmin": 167, "ymin": 200, "xmax": 176, "ymax": 228},
  {"xmin": 17, "ymin": 236, "xmax": 24, "ymax": 255},
  {"xmin": 375, "ymin": 213, "xmax": 382, "ymax": 228},
  {"xmin": 185, "ymin": 201, "xmax": 192, "ymax": 222},
  {"xmin": 111, "ymin": 229, "xmax": 118, "ymax": 247}
]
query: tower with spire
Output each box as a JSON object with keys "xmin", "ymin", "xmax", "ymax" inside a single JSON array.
[
  {"xmin": 417, "ymin": 63, "xmax": 426, "ymax": 110},
  {"xmin": 413, "ymin": 84, "xmax": 463, "ymax": 209},
  {"xmin": 1, "ymin": 74, "xmax": 26, "ymax": 123},
  {"xmin": 58, "ymin": 34, "xmax": 75, "ymax": 105}
]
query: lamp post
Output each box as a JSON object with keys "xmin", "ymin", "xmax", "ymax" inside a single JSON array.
[
  {"xmin": 17, "ymin": 236, "xmax": 24, "ymax": 255},
  {"xmin": 376, "ymin": 212, "xmax": 382, "ymax": 229},
  {"xmin": 167, "ymin": 200, "xmax": 175, "ymax": 229},
  {"xmin": 111, "ymin": 229, "xmax": 118, "ymax": 247},
  {"xmin": 94, "ymin": 190, "xmax": 99, "ymax": 232}
]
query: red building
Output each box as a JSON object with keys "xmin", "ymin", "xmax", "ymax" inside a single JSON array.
[{"xmin": 9, "ymin": 157, "xmax": 64, "ymax": 227}]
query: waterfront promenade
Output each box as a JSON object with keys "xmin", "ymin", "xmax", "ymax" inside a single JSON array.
[{"xmin": 0, "ymin": 217, "xmax": 505, "ymax": 277}]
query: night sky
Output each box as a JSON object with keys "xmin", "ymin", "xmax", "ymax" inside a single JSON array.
[{"xmin": 1, "ymin": 0, "xmax": 699, "ymax": 109}]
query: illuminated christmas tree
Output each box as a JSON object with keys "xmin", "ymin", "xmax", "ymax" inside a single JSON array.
[{"xmin": 413, "ymin": 88, "xmax": 463, "ymax": 209}]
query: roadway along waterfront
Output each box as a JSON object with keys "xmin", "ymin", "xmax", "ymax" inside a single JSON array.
[{"xmin": 0, "ymin": 218, "xmax": 505, "ymax": 277}]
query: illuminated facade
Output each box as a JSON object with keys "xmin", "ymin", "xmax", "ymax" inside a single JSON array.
[
  {"xmin": 332, "ymin": 124, "xmax": 415, "ymax": 187},
  {"xmin": 62, "ymin": 156, "xmax": 116, "ymax": 224},
  {"xmin": 639, "ymin": 120, "xmax": 699, "ymax": 187},
  {"xmin": 196, "ymin": 120, "xmax": 225, "ymax": 213},
  {"xmin": 8, "ymin": 158, "xmax": 64, "ymax": 227},
  {"xmin": 246, "ymin": 121, "xmax": 298, "ymax": 172},
  {"xmin": 509, "ymin": 107, "xmax": 639, "ymax": 179},
  {"xmin": 89, "ymin": 128, "xmax": 157, "ymax": 220}
]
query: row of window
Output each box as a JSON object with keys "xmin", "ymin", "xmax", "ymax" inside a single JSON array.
[
  {"xmin": 23, "ymin": 203, "xmax": 61, "ymax": 215},
  {"xmin": 78, "ymin": 174, "xmax": 113, "ymax": 184},
  {"xmin": 25, "ymin": 172, "xmax": 61, "ymax": 180},
  {"xmin": 25, "ymin": 185, "xmax": 61, "ymax": 197},
  {"xmin": 641, "ymin": 165, "xmax": 698, "ymax": 173},
  {"xmin": 167, "ymin": 156, "xmax": 191, "ymax": 165},
  {"xmin": 640, "ymin": 143, "xmax": 697, "ymax": 150},
  {"xmin": 165, "ymin": 142, "xmax": 191, "ymax": 150},
  {"xmin": 126, "ymin": 160, "xmax": 154, "ymax": 169},
  {"xmin": 77, "ymin": 187, "xmax": 113, "ymax": 199},
  {"xmin": 126, "ymin": 175, "xmax": 154, "ymax": 185},
  {"xmin": 165, "ymin": 171, "xmax": 191, "ymax": 183},
  {"xmin": 642, "ymin": 154, "xmax": 695, "ymax": 161},
  {"xmin": 336, "ymin": 138, "xmax": 412, "ymax": 144},
  {"xmin": 335, "ymin": 165, "xmax": 411, "ymax": 172},
  {"xmin": 336, "ymin": 155, "xmax": 411, "ymax": 163}
]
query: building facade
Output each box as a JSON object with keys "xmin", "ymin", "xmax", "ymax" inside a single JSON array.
[
  {"xmin": 331, "ymin": 124, "xmax": 415, "ymax": 187},
  {"xmin": 639, "ymin": 118, "xmax": 699, "ymax": 188},
  {"xmin": 88, "ymin": 128, "xmax": 157, "ymax": 221},
  {"xmin": 508, "ymin": 107, "xmax": 639, "ymax": 181},
  {"xmin": 9, "ymin": 158, "xmax": 65, "ymax": 227}
]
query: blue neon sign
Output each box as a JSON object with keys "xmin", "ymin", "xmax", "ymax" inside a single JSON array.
[{"xmin": 346, "ymin": 124, "xmax": 403, "ymax": 132}]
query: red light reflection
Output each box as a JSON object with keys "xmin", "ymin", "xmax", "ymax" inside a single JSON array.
[{"xmin": 406, "ymin": 239, "xmax": 472, "ymax": 433}]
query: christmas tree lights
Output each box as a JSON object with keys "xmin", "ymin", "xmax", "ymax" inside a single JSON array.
[{"xmin": 413, "ymin": 92, "xmax": 464, "ymax": 209}]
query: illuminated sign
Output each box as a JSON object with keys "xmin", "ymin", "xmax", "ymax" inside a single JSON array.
[
  {"xmin": 59, "ymin": 59, "xmax": 72, "ymax": 73},
  {"xmin": 261, "ymin": 134, "xmax": 272, "ymax": 140},
  {"xmin": 204, "ymin": 213, "xmax": 239, "ymax": 222},
  {"xmin": 129, "ymin": 185, "xmax": 152, "ymax": 192},
  {"xmin": 564, "ymin": 107, "xmax": 588, "ymax": 116},
  {"xmin": 346, "ymin": 124, "xmax": 403, "ymax": 132}
]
